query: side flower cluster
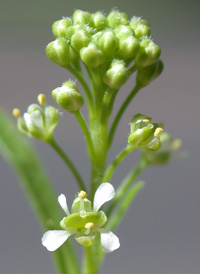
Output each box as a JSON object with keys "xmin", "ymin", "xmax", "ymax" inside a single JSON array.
[
  {"xmin": 42, "ymin": 183, "xmax": 120, "ymax": 253},
  {"xmin": 46, "ymin": 9, "xmax": 163, "ymax": 90}
]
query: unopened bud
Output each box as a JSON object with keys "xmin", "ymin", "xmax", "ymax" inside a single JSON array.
[
  {"xmin": 133, "ymin": 23, "xmax": 150, "ymax": 39},
  {"xmin": 73, "ymin": 10, "xmax": 92, "ymax": 25},
  {"xmin": 98, "ymin": 30, "xmax": 118, "ymax": 56},
  {"xmin": 71, "ymin": 30, "xmax": 91, "ymax": 52},
  {"xmin": 114, "ymin": 25, "xmax": 133, "ymax": 39},
  {"xmin": 46, "ymin": 38, "xmax": 70, "ymax": 67},
  {"xmin": 118, "ymin": 35, "xmax": 140, "ymax": 60},
  {"xmin": 136, "ymin": 60, "xmax": 164, "ymax": 87},
  {"xmin": 136, "ymin": 38, "xmax": 161, "ymax": 68},
  {"xmin": 52, "ymin": 18, "xmax": 72, "ymax": 37},
  {"xmin": 107, "ymin": 10, "xmax": 129, "ymax": 28},
  {"xmin": 103, "ymin": 60, "xmax": 129, "ymax": 89},
  {"xmin": 80, "ymin": 43, "xmax": 105, "ymax": 68},
  {"xmin": 92, "ymin": 11, "xmax": 108, "ymax": 30},
  {"xmin": 52, "ymin": 81, "xmax": 84, "ymax": 113}
]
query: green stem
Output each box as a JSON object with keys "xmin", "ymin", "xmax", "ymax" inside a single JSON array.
[
  {"xmin": 107, "ymin": 84, "xmax": 141, "ymax": 149},
  {"xmin": 103, "ymin": 145, "xmax": 135, "ymax": 182},
  {"xmin": 106, "ymin": 158, "xmax": 147, "ymax": 217},
  {"xmin": 107, "ymin": 181, "xmax": 145, "ymax": 231},
  {"xmin": 74, "ymin": 111, "xmax": 95, "ymax": 160},
  {"xmin": 48, "ymin": 138, "xmax": 87, "ymax": 191}
]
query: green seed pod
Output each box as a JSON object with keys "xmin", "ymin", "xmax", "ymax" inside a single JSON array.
[
  {"xmin": 91, "ymin": 11, "xmax": 108, "ymax": 30},
  {"xmin": 107, "ymin": 10, "xmax": 129, "ymax": 28},
  {"xmin": 52, "ymin": 17, "xmax": 72, "ymax": 37},
  {"xmin": 128, "ymin": 114, "xmax": 163, "ymax": 150},
  {"xmin": 80, "ymin": 43, "xmax": 105, "ymax": 68},
  {"xmin": 136, "ymin": 60, "xmax": 164, "ymax": 87},
  {"xmin": 46, "ymin": 38, "xmax": 70, "ymax": 67},
  {"xmin": 71, "ymin": 197, "xmax": 92, "ymax": 214},
  {"xmin": 103, "ymin": 60, "xmax": 129, "ymax": 89},
  {"xmin": 117, "ymin": 35, "xmax": 140, "ymax": 60},
  {"xmin": 98, "ymin": 30, "xmax": 118, "ymax": 56},
  {"xmin": 71, "ymin": 29, "xmax": 91, "ymax": 52},
  {"xmin": 52, "ymin": 81, "xmax": 84, "ymax": 113},
  {"xmin": 73, "ymin": 10, "xmax": 92, "ymax": 25},
  {"xmin": 136, "ymin": 38, "xmax": 161, "ymax": 68}
]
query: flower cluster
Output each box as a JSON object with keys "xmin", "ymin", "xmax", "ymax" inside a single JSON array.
[
  {"xmin": 46, "ymin": 9, "xmax": 162, "ymax": 90},
  {"xmin": 42, "ymin": 183, "xmax": 120, "ymax": 253}
]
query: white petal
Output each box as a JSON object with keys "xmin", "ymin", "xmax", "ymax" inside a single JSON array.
[
  {"xmin": 41, "ymin": 230, "xmax": 71, "ymax": 251},
  {"xmin": 99, "ymin": 228, "xmax": 120, "ymax": 253},
  {"xmin": 24, "ymin": 113, "xmax": 33, "ymax": 128},
  {"xmin": 30, "ymin": 110, "xmax": 44, "ymax": 129},
  {"xmin": 58, "ymin": 194, "xmax": 70, "ymax": 215},
  {"xmin": 93, "ymin": 183, "xmax": 115, "ymax": 212}
]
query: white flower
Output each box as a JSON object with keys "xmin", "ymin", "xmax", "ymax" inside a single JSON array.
[{"xmin": 42, "ymin": 183, "xmax": 120, "ymax": 253}]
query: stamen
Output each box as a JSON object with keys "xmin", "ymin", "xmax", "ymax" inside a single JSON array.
[
  {"xmin": 12, "ymin": 108, "xmax": 21, "ymax": 118},
  {"xmin": 85, "ymin": 222, "xmax": 94, "ymax": 229},
  {"xmin": 143, "ymin": 118, "xmax": 151, "ymax": 123},
  {"xmin": 154, "ymin": 127, "xmax": 163, "ymax": 136},
  {"xmin": 37, "ymin": 94, "xmax": 46, "ymax": 105},
  {"xmin": 172, "ymin": 139, "xmax": 182, "ymax": 150},
  {"xmin": 78, "ymin": 190, "xmax": 87, "ymax": 199}
]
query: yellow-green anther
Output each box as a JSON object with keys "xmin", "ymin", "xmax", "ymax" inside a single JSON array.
[
  {"xmin": 118, "ymin": 35, "xmax": 140, "ymax": 60},
  {"xmin": 85, "ymin": 222, "xmax": 94, "ymax": 229},
  {"xmin": 103, "ymin": 60, "xmax": 129, "ymax": 89},
  {"xmin": 46, "ymin": 38, "xmax": 70, "ymax": 67},
  {"xmin": 80, "ymin": 43, "xmax": 105, "ymax": 68},
  {"xmin": 52, "ymin": 18, "xmax": 72, "ymax": 37},
  {"xmin": 71, "ymin": 30, "xmax": 91, "ymax": 52},
  {"xmin": 154, "ymin": 127, "xmax": 163, "ymax": 137},
  {"xmin": 37, "ymin": 94, "xmax": 46, "ymax": 105},
  {"xmin": 13, "ymin": 108, "xmax": 21, "ymax": 118},
  {"xmin": 114, "ymin": 25, "xmax": 133, "ymax": 39},
  {"xmin": 107, "ymin": 10, "xmax": 129, "ymax": 28},
  {"xmin": 73, "ymin": 10, "xmax": 92, "ymax": 25},
  {"xmin": 78, "ymin": 190, "xmax": 87, "ymax": 199},
  {"xmin": 136, "ymin": 38, "xmax": 161, "ymax": 67},
  {"xmin": 98, "ymin": 30, "xmax": 118, "ymax": 56},
  {"xmin": 136, "ymin": 60, "xmax": 164, "ymax": 87},
  {"xmin": 52, "ymin": 81, "xmax": 84, "ymax": 113},
  {"xmin": 92, "ymin": 11, "xmax": 108, "ymax": 30}
]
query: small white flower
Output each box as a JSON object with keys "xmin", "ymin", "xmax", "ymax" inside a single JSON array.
[{"xmin": 42, "ymin": 183, "xmax": 120, "ymax": 253}]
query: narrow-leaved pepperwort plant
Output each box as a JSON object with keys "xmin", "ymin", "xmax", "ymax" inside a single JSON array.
[{"xmin": 11, "ymin": 9, "xmax": 182, "ymax": 274}]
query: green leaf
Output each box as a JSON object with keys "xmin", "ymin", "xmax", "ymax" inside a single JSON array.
[{"xmin": 0, "ymin": 109, "xmax": 79, "ymax": 274}]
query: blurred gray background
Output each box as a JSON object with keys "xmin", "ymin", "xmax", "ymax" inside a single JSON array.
[{"xmin": 1, "ymin": 0, "xmax": 200, "ymax": 273}]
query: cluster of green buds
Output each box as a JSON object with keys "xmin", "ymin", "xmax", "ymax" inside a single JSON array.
[
  {"xmin": 141, "ymin": 132, "xmax": 182, "ymax": 165},
  {"xmin": 12, "ymin": 94, "xmax": 59, "ymax": 142},
  {"xmin": 128, "ymin": 114, "xmax": 163, "ymax": 150},
  {"xmin": 46, "ymin": 9, "xmax": 162, "ymax": 90}
]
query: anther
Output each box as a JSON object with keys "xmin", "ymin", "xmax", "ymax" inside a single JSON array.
[
  {"xmin": 78, "ymin": 190, "xmax": 87, "ymax": 199},
  {"xmin": 143, "ymin": 118, "xmax": 151, "ymax": 123},
  {"xmin": 12, "ymin": 108, "xmax": 21, "ymax": 118},
  {"xmin": 85, "ymin": 222, "xmax": 94, "ymax": 229},
  {"xmin": 154, "ymin": 127, "xmax": 163, "ymax": 137},
  {"xmin": 172, "ymin": 139, "xmax": 182, "ymax": 150},
  {"xmin": 37, "ymin": 94, "xmax": 46, "ymax": 105}
]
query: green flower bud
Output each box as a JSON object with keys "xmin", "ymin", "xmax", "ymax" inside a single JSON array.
[
  {"xmin": 91, "ymin": 11, "xmax": 108, "ymax": 30},
  {"xmin": 52, "ymin": 81, "xmax": 84, "ymax": 113},
  {"xmin": 117, "ymin": 35, "xmax": 140, "ymax": 60},
  {"xmin": 136, "ymin": 38, "xmax": 161, "ymax": 68},
  {"xmin": 68, "ymin": 46, "xmax": 80, "ymax": 66},
  {"xmin": 73, "ymin": 10, "xmax": 92, "ymax": 25},
  {"xmin": 128, "ymin": 114, "xmax": 163, "ymax": 150},
  {"xmin": 17, "ymin": 103, "xmax": 59, "ymax": 141},
  {"xmin": 64, "ymin": 25, "xmax": 82, "ymax": 41},
  {"xmin": 91, "ymin": 31, "xmax": 103, "ymax": 43},
  {"xmin": 133, "ymin": 23, "xmax": 151, "ymax": 39},
  {"xmin": 107, "ymin": 10, "xmax": 129, "ymax": 28},
  {"xmin": 98, "ymin": 30, "xmax": 118, "ymax": 56},
  {"xmin": 52, "ymin": 17, "xmax": 72, "ymax": 37},
  {"xmin": 136, "ymin": 60, "xmax": 164, "ymax": 87},
  {"xmin": 46, "ymin": 38, "xmax": 70, "ymax": 67},
  {"xmin": 130, "ymin": 16, "xmax": 150, "ymax": 30},
  {"xmin": 80, "ymin": 43, "xmax": 105, "ymax": 68},
  {"xmin": 71, "ymin": 29, "xmax": 91, "ymax": 52},
  {"xmin": 103, "ymin": 60, "xmax": 129, "ymax": 89},
  {"xmin": 114, "ymin": 25, "xmax": 133, "ymax": 39},
  {"xmin": 141, "ymin": 132, "xmax": 182, "ymax": 165}
]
